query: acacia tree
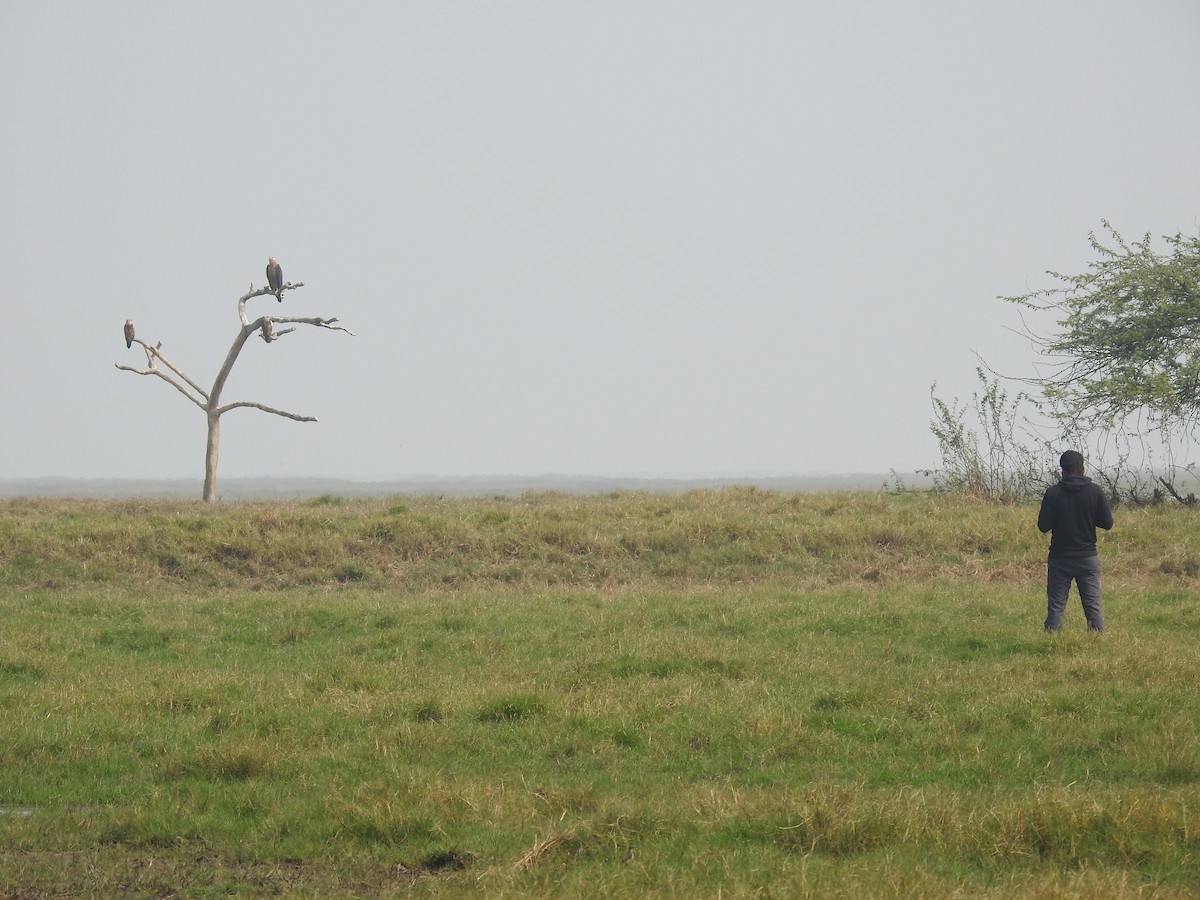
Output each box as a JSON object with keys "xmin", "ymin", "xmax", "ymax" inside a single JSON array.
[
  {"xmin": 1005, "ymin": 220, "xmax": 1200, "ymax": 437},
  {"xmin": 116, "ymin": 275, "xmax": 352, "ymax": 502}
]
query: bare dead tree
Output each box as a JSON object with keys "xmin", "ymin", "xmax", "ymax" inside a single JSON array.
[{"xmin": 115, "ymin": 277, "xmax": 353, "ymax": 502}]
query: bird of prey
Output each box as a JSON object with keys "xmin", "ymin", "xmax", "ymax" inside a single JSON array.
[
  {"xmin": 266, "ymin": 256, "xmax": 284, "ymax": 300},
  {"xmin": 124, "ymin": 319, "xmax": 135, "ymax": 349}
]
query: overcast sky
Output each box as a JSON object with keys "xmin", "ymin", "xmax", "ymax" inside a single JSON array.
[{"xmin": 2, "ymin": 2, "xmax": 1198, "ymax": 483}]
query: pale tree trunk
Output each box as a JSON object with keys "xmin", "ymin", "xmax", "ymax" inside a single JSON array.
[
  {"xmin": 204, "ymin": 412, "xmax": 220, "ymax": 503},
  {"xmin": 115, "ymin": 278, "xmax": 353, "ymax": 502}
]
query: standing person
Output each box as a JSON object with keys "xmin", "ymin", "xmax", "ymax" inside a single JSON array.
[{"xmin": 1037, "ymin": 450, "xmax": 1114, "ymax": 632}]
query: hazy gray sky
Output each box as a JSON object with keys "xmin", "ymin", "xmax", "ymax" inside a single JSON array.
[{"xmin": 2, "ymin": 2, "xmax": 1198, "ymax": 482}]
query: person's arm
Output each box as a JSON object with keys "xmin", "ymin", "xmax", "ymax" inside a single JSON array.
[
  {"xmin": 1095, "ymin": 488, "xmax": 1114, "ymax": 531},
  {"xmin": 1037, "ymin": 489, "xmax": 1054, "ymax": 534}
]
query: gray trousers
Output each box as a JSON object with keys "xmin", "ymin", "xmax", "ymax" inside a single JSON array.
[{"xmin": 1045, "ymin": 555, "xmax": 1103, "ymax": 632}]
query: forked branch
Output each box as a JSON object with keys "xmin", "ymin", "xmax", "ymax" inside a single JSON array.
[
  {"xmin": 113, "ymin": 363, "xmax": 207, "ymax": 410},
  {"xmin": 238, "ymin": 282, "xmax": 306, "ymax": 324},
  {"xmin": 114, "ymin": 339, "xmax": 208, "ymax": 409}
]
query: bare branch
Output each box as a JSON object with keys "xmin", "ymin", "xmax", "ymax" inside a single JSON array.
[
  {"xmin": 238, "ymin": 282, "xmax": 306, "ymax": 324},
  {"xmin": 237, "ymin": 282, "xmax": 306, "ymax": 304},
  {"xmin": 1155, "ymin": 475, "xmax": 1198, "ymax": 506},
  {"xmin": 114, "ymin": 363, "xmax": 208, "ymax": 410},
  {"xmin": 269, "ymin": 315, "xmax": 355, "ymax": 336},
  {"xmin": 214, "ymin": 400, "xmax": 317, "ymax": 421},
  {"xmin": 254, "ymin": 314, "xmax": 347, "ymax": 343},
  {"xmin": 130, "ymin": 339, "xmax": 209, "ymax": 400}
]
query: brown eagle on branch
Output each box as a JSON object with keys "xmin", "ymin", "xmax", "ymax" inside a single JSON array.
[
  {"xmin": 124, "ymin": 319, "xmax": 135, "ymax": 349},
  {"xmin": 266, "ymin": 256, "xmax": 284, "ymax": 301}
]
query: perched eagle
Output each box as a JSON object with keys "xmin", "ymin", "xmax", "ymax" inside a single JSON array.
[
  {"xmin": 266, "ymin": 256, "xmax": 284, "ymax": 300},
  {"xmin": 124, "ymin": 319, "xmax": 135, "ymax": 349}
]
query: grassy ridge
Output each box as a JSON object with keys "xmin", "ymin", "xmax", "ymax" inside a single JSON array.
[
  {"xmin": 1, "ymin": 490, "xmax": 1198, "ymax": 897},
  {"xmin": 4, "ymin": 488, "xmax": 1196, "ymax": 591}
]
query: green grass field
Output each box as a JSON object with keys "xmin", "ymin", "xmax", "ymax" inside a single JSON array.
[{"xmin": 1, "ymin": 490, "xmax": 1198, "ymax": 897}]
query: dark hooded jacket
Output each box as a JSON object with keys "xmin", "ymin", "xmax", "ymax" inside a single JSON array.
[{"xmin": 1037, "ymin": 474, "xmax": 1114, "ymax": 558}]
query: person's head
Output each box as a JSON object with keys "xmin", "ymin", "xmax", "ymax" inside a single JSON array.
[{"xmin": 1059, "ymin": 450, "xmax": 1085, "ymax": 475}]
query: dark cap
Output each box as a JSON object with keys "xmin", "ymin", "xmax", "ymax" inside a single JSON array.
[{"xmin": 1059, "ymin": 450, "xmax": 1085, "ymax": 473}]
